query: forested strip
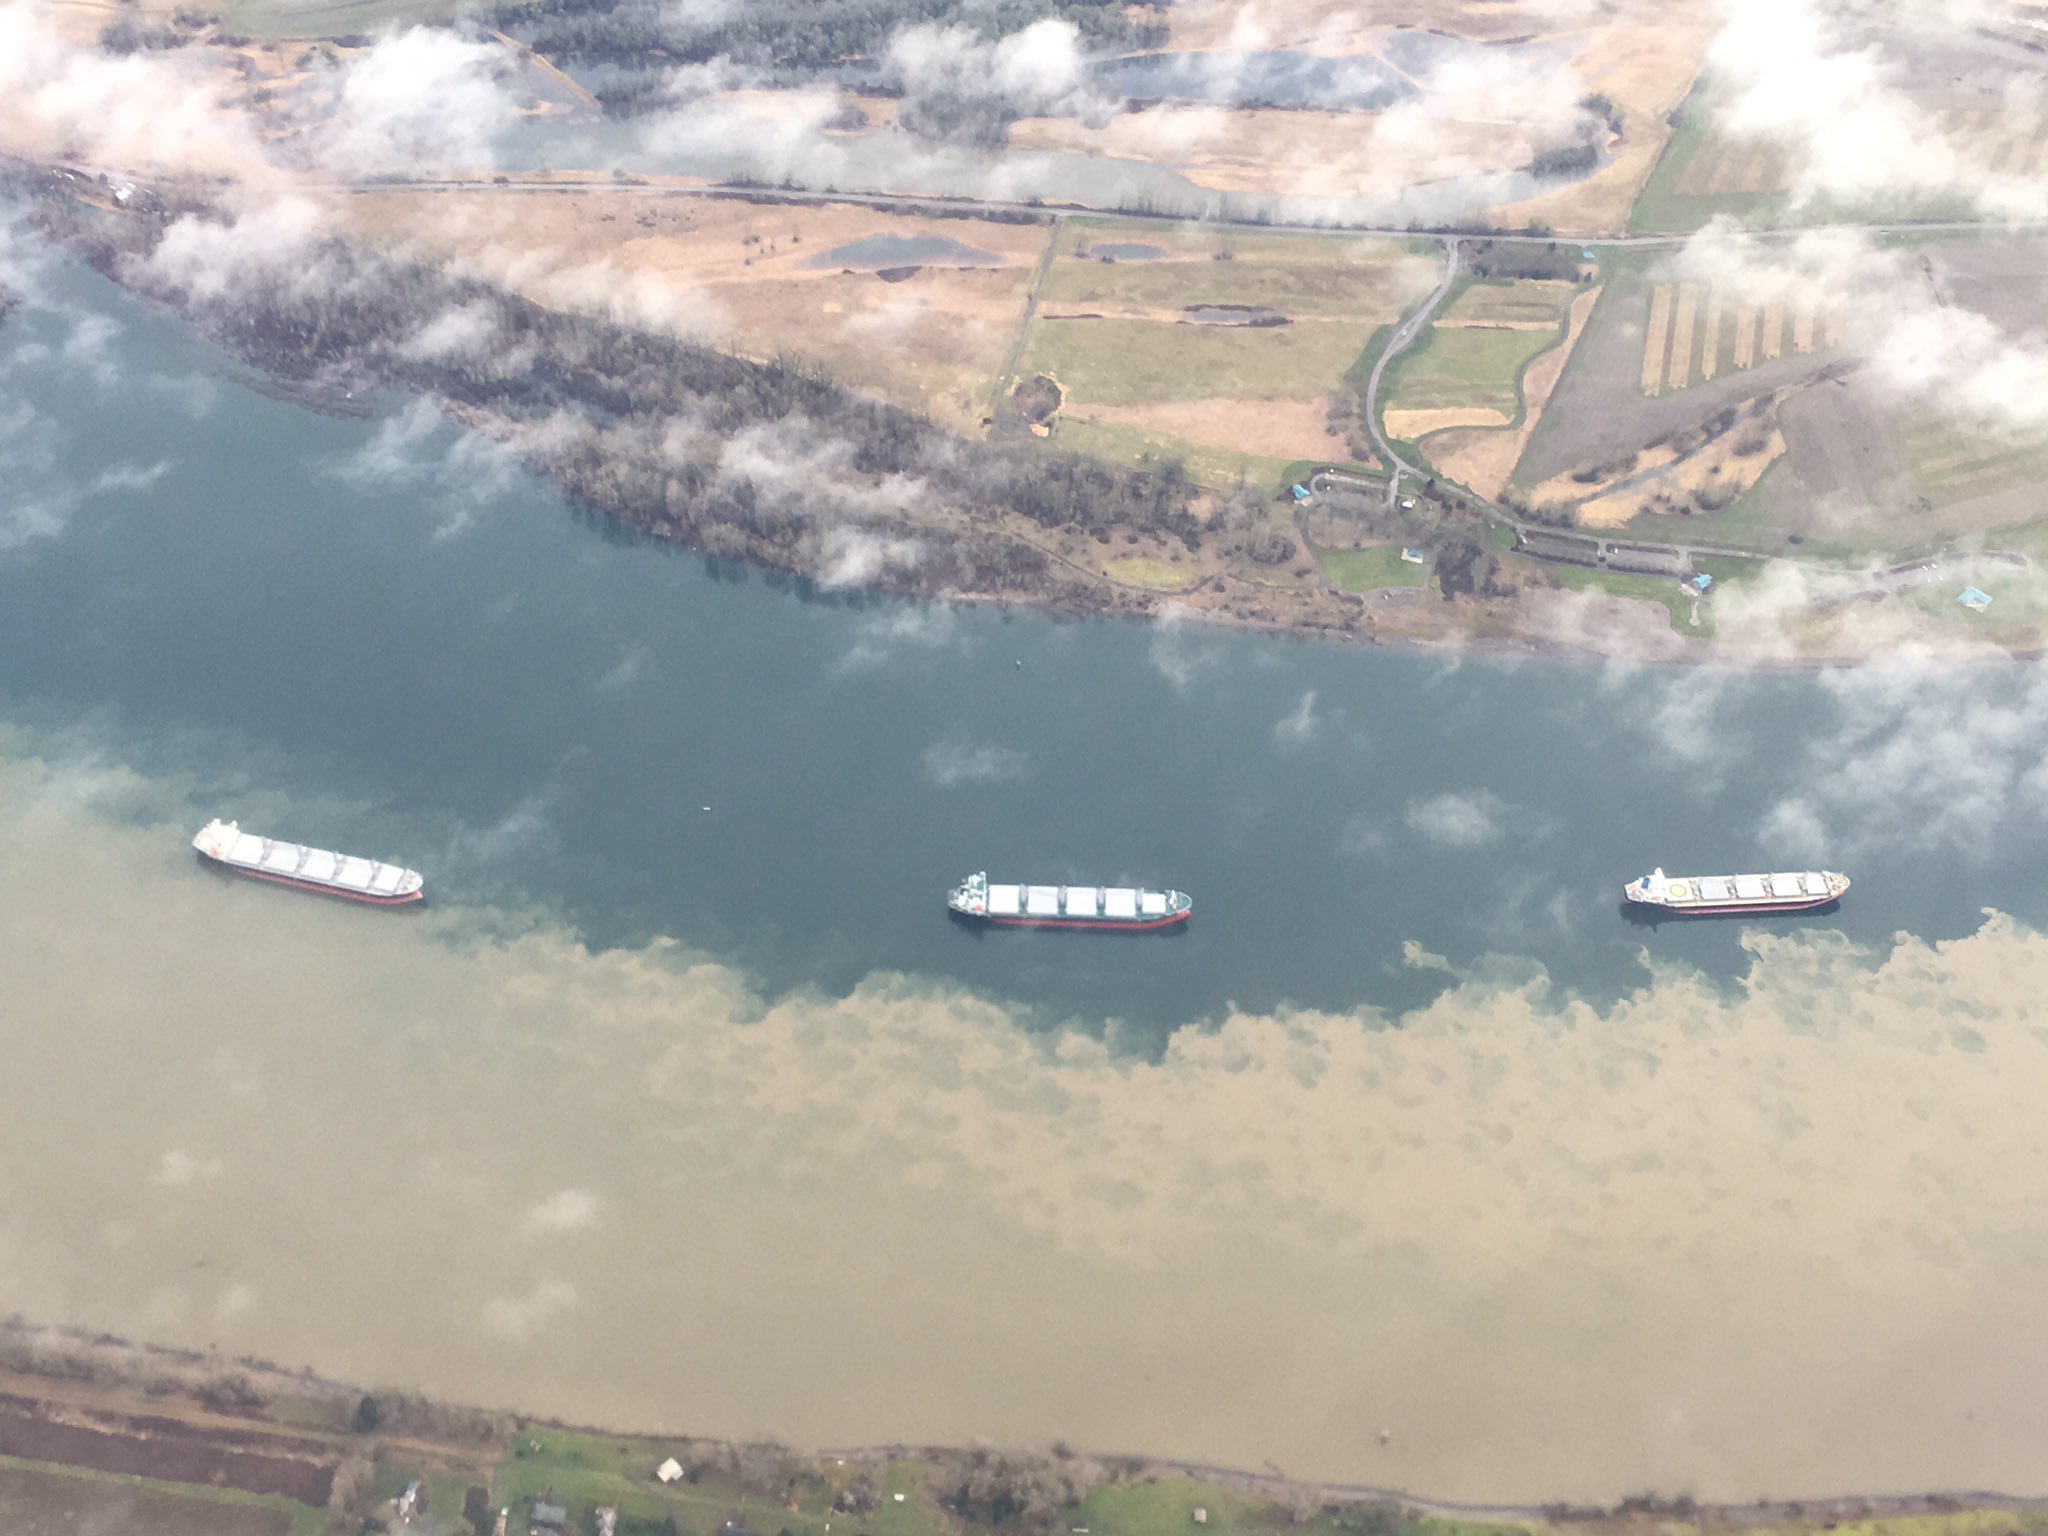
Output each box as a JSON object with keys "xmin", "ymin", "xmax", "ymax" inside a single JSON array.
[{"xmin": 33, "ymin": 193, "xmax": 1199, "ymax": 599}]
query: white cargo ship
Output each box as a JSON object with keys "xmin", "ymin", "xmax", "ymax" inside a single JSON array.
[
  {"xmin": 192, "ymin": 818, "xmax": 424, "ymax": 906},
  {"xmin": 1625, "ymin": 866, "xmax": 1847, "ymax": 915},
  {"xmin": 947, "ymin": 871, "xmax": 1191, "ymax": 930}
]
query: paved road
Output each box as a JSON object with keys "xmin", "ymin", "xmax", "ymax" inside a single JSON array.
[
  {"xmin": 1361, "ymin": 236, "xmax": 1459, "ymax": 493},
  {"xmin": 322, "ymin": 175, "xmax": 2048, "ymax": 250}
]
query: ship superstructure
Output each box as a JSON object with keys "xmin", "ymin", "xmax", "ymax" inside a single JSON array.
[
  {"xmin": 192, "ymin": 818, "xmax": 424, "ymax": 906},
  {"xmin": 947, "ymin": 871, "xmax": 1191, "ymax": 930},
  {"xmin": 1625, "ymin": 866, "xmax": 1846, "ymax": 915}
]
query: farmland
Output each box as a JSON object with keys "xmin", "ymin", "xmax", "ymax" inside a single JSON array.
[
  {"xmin": 1381, "ymin": 276, "xmax": 1582, "ymax": 445},
  {"xmin": 0, "ymin": 1461, "xmax": 303, "ymax": 1536},
  {"xmin": 1009, "ymin": 223, "xmax": 1438, "ymax": 484},
  {"xmin": 335, "ymin": 189, "xmax": 1051, "ymax": 432}
]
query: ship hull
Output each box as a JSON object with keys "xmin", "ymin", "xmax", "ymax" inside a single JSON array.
[
  {"xmin": 955, "ymin": 909, "xmax": 1191, "ymax": 932},
  {"xmin": 1629, "ymin": 895, "xmax": 1836, "ymax": 916},
  {"xmin": 198, "ymin": 851, "xmax": 426, "ymax": 906}
]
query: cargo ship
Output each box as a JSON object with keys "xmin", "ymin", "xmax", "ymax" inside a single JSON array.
[
  {"xmin": 947, "ymin": 871, "xmax": 1191, "ymax": 930},
  {"xmin": 192, "ymin": 818, "xmax": 425, "ymax": 906},
  {"xmin": 1625, "ymin": 866, "xmax": 1847, "ymax": 915}
]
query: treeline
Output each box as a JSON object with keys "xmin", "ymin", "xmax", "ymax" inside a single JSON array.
[
  {"xmin": 492, "ymin": 0, "xmax": 1166, "ymax": 114},
  {"xmin": 44, "ymin": 200, "xmax": 1196, "ymax": 598}
]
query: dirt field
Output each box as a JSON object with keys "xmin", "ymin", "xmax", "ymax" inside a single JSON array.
[
  {"xmin": 1009, "ymin": 224, "xmax": 1433, "ymax": 473},
  {"xmin": 1012, "ymin": 106, "xmax": 1542, "ymax": 205},
  {"xmin": 1486, "ymin": 12, "xmax": 1715, "ymax": 234},
  {"xmin": 1426, "ymin": 285, "xmax": 1601, "ymax": 497},
  {"xmin": 335, "ymin": 189, "xmax": 1051, "ymax": 429},
  {"xmin": 1387, "ymin": 406, "xmax": 1511, "ymax": 435},
  {"xmin": 0, "ymin": 1393, "xmax": 335, "ymax": 1505},
  {"xmin": 1081, "ymin": 397, "xmax": 1354, "ymax": 462},
  {"xmin": 1637, "ymin": 281, "xmax": 1834, "ymax": 396},
  {"xmin": 1516, "ymin": 260, "xmax": 1840, "ymax": 494},
  {"xmin": 0, "ymin": 1462, "xmax": 292, "ymax": 1536},
  {"xmin": 1574, "ymin": 421, "xmax": 1786, "ymax": 527}
]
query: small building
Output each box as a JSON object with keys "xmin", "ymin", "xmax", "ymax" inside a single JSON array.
[
  {"xmin": 596, "ymin": 1510, "xmax": 618, "ymax": 1536},
  {"xmin": 532, "ymin": 1503, "xmax": 569, "ymax": 1532},
  {"xmin": 656, "ymin": 1458, "xmax": 685, "ymax": 1484}
]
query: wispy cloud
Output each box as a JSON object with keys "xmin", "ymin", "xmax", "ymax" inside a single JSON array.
[
  {"xmin": 834, "ymin": 603, "xmax": 965, "ymax": 674},
  {"xmin": 1271, "ymin": 689, "xmax": 1321, "ymax": 752},
  {"xmin": 519, "ymin": 1188, "xmax": 600, "ymax": 1238},
  {"xmin": 922, "ymin": 740, "xmax": 1027, "ymax": 787},
  {"xmin": 480, "ymin": 1276, "xmax": 579, "ymax": 1341},
  {"xmin": 1405, "ymin": 789, "xmax": 1512, "ymax": 849}
]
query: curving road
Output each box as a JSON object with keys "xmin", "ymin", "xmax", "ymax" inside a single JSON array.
[{"xmin": 1361, "ymin": 236, "xmax": 1459, "ymax": 496}]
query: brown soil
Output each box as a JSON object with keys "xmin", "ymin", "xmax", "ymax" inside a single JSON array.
[
  {"xmin": 334, "ymin": 189, "xmax": 1050, "ymax": 430},
  {"xmin": 0, "ymin": 1392, "xmax": 336, "ymax": 1505},
  {"xmin": 1427, "ymin": 285, "xmax": 1601, "ymax": 498},
  {"xmin": 0, "ymin": 1463, "xmax": 291, "ymax": 1536},
  {"xmin": 1079, "ymin": 396, "xmax": 1354, "ymax": 461},
  {"xmin": 1387, "ymin": 406, "xmax": 1512, "ymax": 436},
  {"xmin": 1487, "ymin": 12, "xmax": 1715, "ymax": 235}
]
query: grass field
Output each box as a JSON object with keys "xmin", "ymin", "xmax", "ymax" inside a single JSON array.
[
  {"xmin": 1041, "ymin": 244, "xmax": 1435, "ymax": 321},
  {"xmin": 1383, "ymin": 325, "xmax": 1561, "ymax": 417},
  {"xmin": 1902, "ymin": 418, "xmax": 2048, "ymax": 508},
  {"xmin": 1018, "ymin": 319, "xmax": 1377, "ymax": 406},
  {"xmin": 1315, "ymin": 544, "xmax": 1429, "ymax": 591},
  {"xmin": 491, "ymin": 1430, "xmax": 963, "ymax": 1536},
  {"xmin": 1437, "ymin": 279, "xmax": 1581, "ymax": 329},
  {"xmin": 1105, "ymin": 555, "xmax": 1202, "ymax": 590},
  {"xmin": 1629, "ymin": 87, "xmax": 2014, "ymax": 233},
  {"xmin": 1048, "ymin": 416, "xmax": 1305, "ymax": 492},
  {"xmin": 1535, "ymin": 562, "xmax": 1712, "ymax": 635},
  {"xmin": 220, "ymin": 0, "xmax": 470, "ymax": 36}
]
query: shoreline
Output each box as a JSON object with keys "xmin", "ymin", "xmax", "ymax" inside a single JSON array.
[{"xmin": 1, "ymin": 1317, "xmax": 2043, "ymax": 1520}]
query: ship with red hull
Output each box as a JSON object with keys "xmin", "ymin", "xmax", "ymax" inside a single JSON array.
[
  {"xmin": 193, "ymin": 818, "xmax": 424, "ymax": 906},
  {"xmin": 1625, "ymin": 866, "xmax": 1847, "ymax": 915},
  {"xmin": 947, "ymin": 871, "xmax": 1190, "ymax": 930}
]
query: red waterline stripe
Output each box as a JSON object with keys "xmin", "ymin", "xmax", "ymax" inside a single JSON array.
[
  {"xmin": 206, "ymin": 856, "xmax": 424, "ymax": 906},
  {"xmin": 982, "ymin": 911, "xmax": 1191, "ymax": 931}
]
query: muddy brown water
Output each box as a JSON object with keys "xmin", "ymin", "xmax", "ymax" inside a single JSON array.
[{"xmin": 6, "ymin": 252, "xmax": 2048, "ymax": 1503}]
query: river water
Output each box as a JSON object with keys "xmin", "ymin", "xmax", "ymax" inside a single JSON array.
[{"xmin": 6, "ymin": 249, "xmax": 2048, "ymax": 1501}]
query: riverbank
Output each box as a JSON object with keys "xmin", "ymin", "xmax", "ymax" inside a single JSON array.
[
  {"xmin": 1, "ymin": 1317, "xmax": 2042, "ymax": 1536},
  {"xmin": 11, "ymin": 164, "xmax": 2039, "ymax": 670}
]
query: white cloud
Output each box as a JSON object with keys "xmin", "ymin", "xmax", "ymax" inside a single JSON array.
[
  {"xmin": 922, "ymin": 740, "xmax": 1026, "ymax": 787},
  {"xmin": 480, "ymin": 1276, "xmax": 579, "ymax": 1341},
  {"xmin": 1147, "ymin": 602, "xmax": 1222, "ymax": 692},
  {"xmin": 152, "ymin": 1149, "xmax": 220, "ymax": 1187},
  {"xmin": 1754, "ymin": 646, "xmax": 2048, "ymax": 862},
  {"xmin": 1674, "ymin": 220, "xmax": 2048, "ymax": 435},
  {"xmin": 137, "ymin": 197, "xmax": 334, "ymax": 308},
  {"xmin": 0, "ymin": 1, "xmax": 257, "ymax": 172},
  {"xmin": 519, "ymin": 1188, "xmax": 600, "ymax": 1237},
  {"xmin": 1271, "ymin": 689, "xmax": 1320, "ymax": 751},
  {"xmin": 1405, "ymin": 790, "xmax": 1511, "ymax": 849},
  {"xmin": 310, "ymin": 28, "xmax": 520, "ymax": 176},
  {"xmin": 888, "ymin": 18, "xmax": 1113, "ymax": 121},
  {"xmin": 1707, "ymin": 0, "xmax": 2048, "ymax": 218},
  {"xmin": 834, "ymin": 604, "xmax": 965, "ymax": 674},
  {"xmin": 819, "ymin": 527, "xmax": 924, "ymax": 589},
  {"xmin": 330, "ymin": 398, "xmax": 524, "ymax": 539}
]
